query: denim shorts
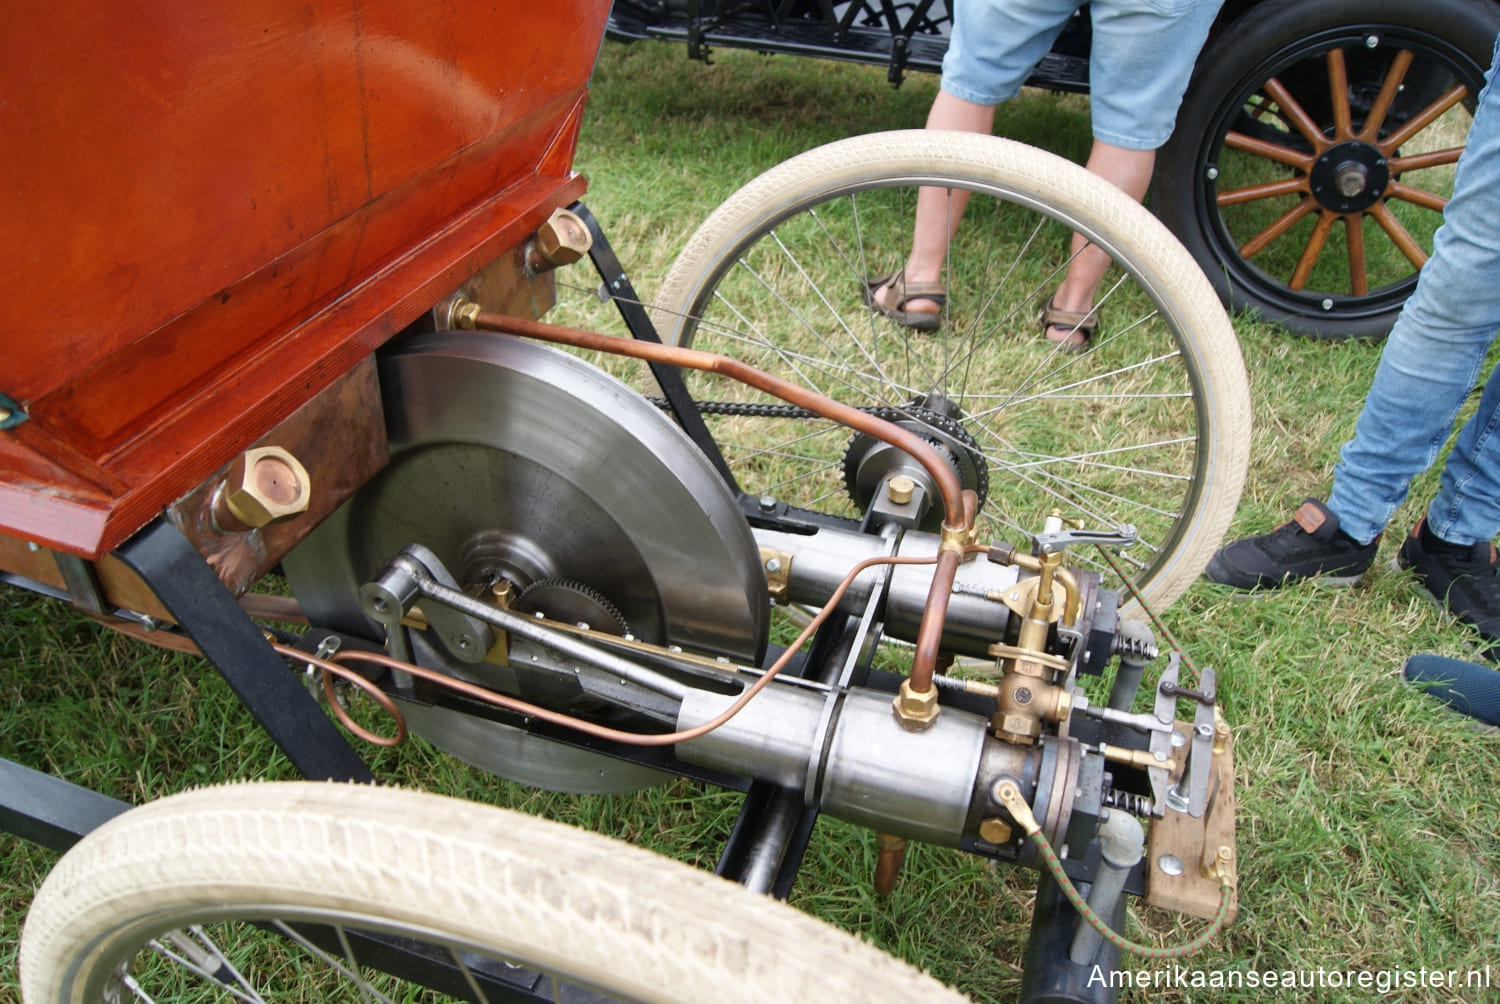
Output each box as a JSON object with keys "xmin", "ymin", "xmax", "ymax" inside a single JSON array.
[{"xmin": 941, "ymin": 0, "xmax": 1224, "ymax": 150}]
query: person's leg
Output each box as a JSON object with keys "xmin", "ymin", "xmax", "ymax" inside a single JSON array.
[
  {"xmin": 872, "ymin": 91, "xmax": 996, "ymax": 319},
  {"xmin": 1327, "ymin": 34, "xmax": 1500, "ymax": 545},
  {"xmin": 1203, "ymin": 37, "xmax": 1500, "ymax": 593},
  {"xmin": 1044, "ymin": 142, "xmax": 1154, "ymax": 346},
  {"xmin": 872, "ymin": 0, "xmax": 1076, "ymax": 321},
  {"xmin": 1403, "ymin": 654, "xmax": 1500, "ymax": 728},
  {"xmin": 1037, "ymin": 0, "xmax": 1220, "ymax": 345}
]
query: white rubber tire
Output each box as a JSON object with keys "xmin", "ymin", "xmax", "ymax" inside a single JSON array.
[
  {"xmin": 21, "ymin": 782, "xmax": 967, "ymax": 1003},
  {"xmin": 656, "ymin": 130, "xmax": 1252, "ymax": 614}
]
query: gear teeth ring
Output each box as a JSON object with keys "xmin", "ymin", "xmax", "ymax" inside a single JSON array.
[{"xmin": 512, "ymin": 577, "xmax": 632, "ymax": 637}]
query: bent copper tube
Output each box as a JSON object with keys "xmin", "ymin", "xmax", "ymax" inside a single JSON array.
[{"xmin": 474, "ymin": 311, "xmax": 971, "ymax": 696}]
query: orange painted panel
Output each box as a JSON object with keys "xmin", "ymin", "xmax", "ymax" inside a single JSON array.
[{"xmin": 0, "ymin": 0, "xmax": 612, "ymax": 556}]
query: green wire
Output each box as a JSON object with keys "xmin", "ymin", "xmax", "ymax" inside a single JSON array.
[{"xmin": 1028, "ymin": 829, "xmax": 1232, "ymax": 960}]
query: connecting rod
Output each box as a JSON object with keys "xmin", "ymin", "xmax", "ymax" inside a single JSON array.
[{"xmin": 472, "ymin": 311, "xmax": 970, "ymax": 699}]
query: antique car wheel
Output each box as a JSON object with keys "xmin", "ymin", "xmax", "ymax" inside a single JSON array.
[
  {"xmin": 655, "ymin": 130, "xmax": 1251, "ymax": 614},
  {"xmin": 20, "ymin": 783, "xmax": 963, "ymax": 1003},
  {"xmin": 1153, "ymin": 0, "xmax": 1500, "ymax": 339}
]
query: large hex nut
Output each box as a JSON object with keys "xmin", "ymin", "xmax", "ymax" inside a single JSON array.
[
  {"xmin": 526, "ymin": 208, "xmax": 593, "ymax": 272},
  {"xmin": 216, "ymin": 446, "xmax": 312, "ymax": 531},
  {"xmin": 993, "ymin": 712, "xmax": 1042, "ymax": 745},
  {"xmin": 892, "ymin": 678, "xmax": 940, "ymax": 730}
]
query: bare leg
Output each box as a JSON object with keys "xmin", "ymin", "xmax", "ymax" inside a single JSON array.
[
  {"xmin": 1046, "ymin": 141, "xmax": 1155, "ymax": 346},
  {"xmin": 873, "ymin": 90, "xmax": 996, "ymax": 317}
]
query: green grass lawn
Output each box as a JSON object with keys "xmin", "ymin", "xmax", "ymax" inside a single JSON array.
[{"xmin": 3, "ymin": 40, "xmax": 1498, "ymax": 1004}]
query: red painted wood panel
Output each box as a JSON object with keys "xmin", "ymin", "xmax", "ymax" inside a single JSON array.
[{"xmin": 0, "ymin": 0, "xmax": 612, "ymax": 557}]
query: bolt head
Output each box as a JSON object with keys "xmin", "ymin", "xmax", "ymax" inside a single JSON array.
[
  {"xmin": 221, "ymin": 447, "xmax": 311, "ymax": 529},
  {"xmin": 978, "ymin": 817, "xmax": 1013, "ymax": 845}
]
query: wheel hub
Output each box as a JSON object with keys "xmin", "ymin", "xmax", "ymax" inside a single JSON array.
[
  {"xmin": 842, "ymin": 397, "xmax": 990, "ymax": 530},
  {"xmin": 1309, "ymin": 140, "xmax": 1390, "ymax": 214}
]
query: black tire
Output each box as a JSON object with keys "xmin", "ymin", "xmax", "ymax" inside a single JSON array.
[{"xmin": 1154, "ymin": 0, "xmax": 1500, "ymax": 339}]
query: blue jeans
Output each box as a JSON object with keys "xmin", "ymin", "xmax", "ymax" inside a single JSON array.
[
  {"xmin": 1328, "ymin": 34, "xmax": 1500, "ymax": 547},
  {"xmin": 941, "ymin": 0, "xmax": 1223, "ymax": 150}
]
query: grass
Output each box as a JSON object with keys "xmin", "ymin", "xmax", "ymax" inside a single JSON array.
[{"xmin": 4, "ymin": 39, "xmax": 1500, "ymax": 1003}]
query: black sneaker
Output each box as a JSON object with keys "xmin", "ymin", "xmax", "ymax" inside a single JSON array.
[
  {"xmin": 1203, "ymin": 498, "xmax": 1379, "ymax": 589},
  {"xmin": 1396, "ymin": 518, "xmax": 1500, "ymax": 647}
]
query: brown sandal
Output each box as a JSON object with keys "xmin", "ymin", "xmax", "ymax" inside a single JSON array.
[
  {"xmin": 1039, "ymin": 295, "xmax": 1098, "ymax": 352},
  {"xmin": 863, "ymin": 269, "xmax": 947, "ymax": 333}
]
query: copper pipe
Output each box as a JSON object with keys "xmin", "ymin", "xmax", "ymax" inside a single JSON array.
[
  {"xmin": 473, "ymin": 311, "xmax": 973, "ymax": 693},
  {"xmin": 326, "ymin": 552, "xmax": 939, "ymax": 749},
  {"xmin": 874, "ymin": 833, "xmax": 908, "ymax": 896},
  {"xmin": 472, "ymin": 312, "xmax": 967, "ymax": 529},
  {"xmin": 909, "ymin": 547, "xmax": 960, "ymax": 694},
  {"xmin": 240, "ymin": 593, "xmax": 309, "ymax": 625}
]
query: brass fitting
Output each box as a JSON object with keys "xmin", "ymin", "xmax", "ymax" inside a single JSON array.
[
  {"xmin": 1213, "ymin": 708, "xmax": 1232, "ymax": 755},
  {"xmin": 938, "ymin": 521, "xmax": 970, "ymax": 556},
  {"xmin": 759, "ymin": 546, "xmax": 794, "ymax": 603},
  {"xmin": 1206, "ymin": 844, "xmax": 1236, "ymax": 886},
  {"xmin": 991, "ymin": 778, "xmax": 1041, "ymax": 837},
  {"xmin": 886, "ymin": 475, "xmax": 915, "ymax": 505},
  {"xmin": 526, "ymin": 208, "xmax": 593, "ymax": 273},
  {"xmin": 892, "ymin": 677, "xmax": 940, "ymax": 729},
  {"xmin": 214, "ymin": 446, "xmax": 311, "ymax": 531},
  {"xmin": 1100, "ymin": 743, "xmax": 1176, "ymax": 772},
  {"xmin": 978, "ymin": 816, "xmax": 1014, "ymax": 845},
  {"xmin": 451, "ymin": 298, "xmax": 482, "ymax": 330}
]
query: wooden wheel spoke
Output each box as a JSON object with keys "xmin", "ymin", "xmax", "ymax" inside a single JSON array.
[
  {"xmin": 1381, "ymin": 83, "xmax": 1469, "ymax": 151},
  {"xmin": 1388, "ymin": 180, "xmax": 1449, "ymax": 214},
  {"xmin": 1240, "ymin": 198, "xmax": 1317, "ymax": 258},
  {"xmin": 1358, "ymin": 50, "xmax": 1414, "ymax": 142},
  {"xmin": 1217, "ymin": 175, "xmax": 1308, "ymax": 207},
  {"xmin": 1224, "ymin": 130, "xmax": 1315, "ymax": 171},
  {"xmin": 1369, "ymin": 202, "xmax": 1431, "ymax": 270},
  {"xmin": 1390, "ymin": 146, "xmax": 1464, "ymax": 173},
  {"xmin": 1262, "ymin": 75, "xmax": 1332, "ymax": 151},
  {"xmin": 1343, "ymin": 214, "xmax": 1368, "ymax": 297},
  {"xmin": 1289, "ymin": 211, "xmax": 1338, "ymax": 290},
  {"xmin": 1327, "ymin": 49, "xmax": 1353, "ymax": 141}
]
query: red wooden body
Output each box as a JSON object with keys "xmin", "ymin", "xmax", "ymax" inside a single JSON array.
[{"xmin": 0, "ymin": 1, "xmax": 611, "ymax": 558}]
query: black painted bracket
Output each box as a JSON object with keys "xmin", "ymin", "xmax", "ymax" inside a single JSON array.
[{"xmin": 115, "ymin": 520, "xmax": 372, "ymax": 783}]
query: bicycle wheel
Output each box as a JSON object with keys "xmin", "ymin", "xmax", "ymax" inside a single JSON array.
[
  {"xmin": 20, "ymin": 782, "xmax": 964, "ymax": 1003},
  {"xmin": 654, "ymin": 130, "xmax": 1251, "ymax": 613}
]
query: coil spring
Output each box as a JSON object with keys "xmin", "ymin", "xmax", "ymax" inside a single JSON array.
[{"xmin": 1103, "ymin": 788, "xmax": 1154, "ymax": 818}]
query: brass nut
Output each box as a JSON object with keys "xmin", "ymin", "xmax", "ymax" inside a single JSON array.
[
  {"xmin": 218, "ymin": 446, "xmax": 312, "ymax": 531},
  {"xmin": 886, "ymin": 475, "xmax": 915, "ymax": 505},
  {"xmin": 978, "ymin": 817, "xmax": 1013, "ymax": 845},
  {"xmin": 994, "ymin": 712, "xmax": 1041, "ymax": 744},
  {"xmin": 528, "ymin": 208, "xmax": 593, "ymax": 271},
  {"xmin": 451, "ymin": 299, "xmax": 482, "ymax": 330},
  {"xmin": 892, "ymin": 678, "xmax": 940, "ymax": 729}
]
